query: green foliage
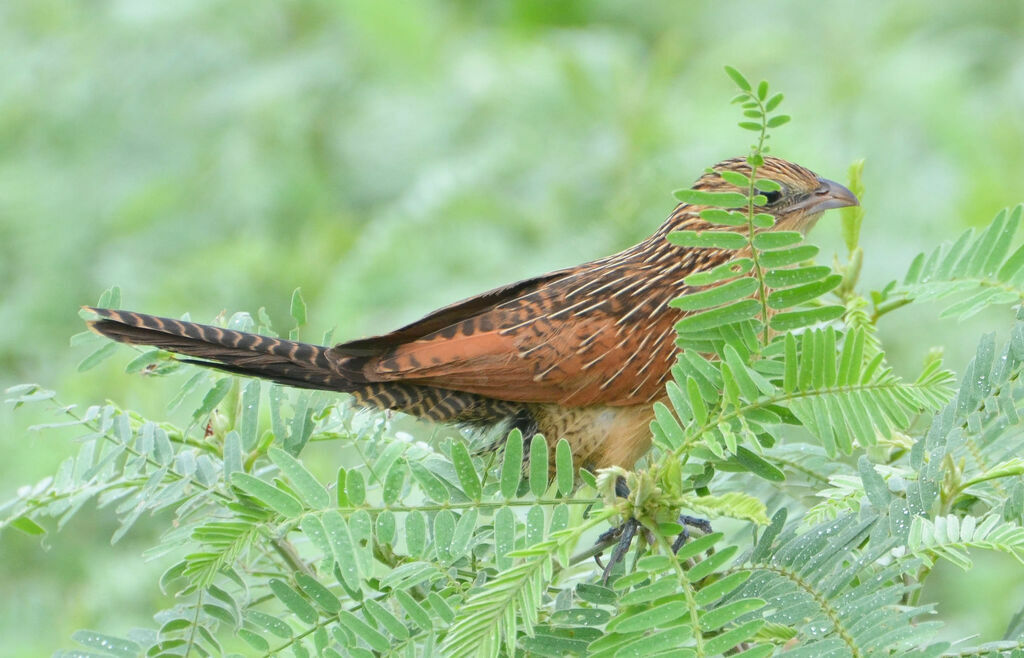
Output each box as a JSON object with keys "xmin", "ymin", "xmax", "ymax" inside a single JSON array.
[
  {"xmin": 900, "ymin": 205, "xmax": 1024, "ymax": 319},
  {"xmin": 6, "ymin": 68, "xmax": 1024, "ymax": 658}
]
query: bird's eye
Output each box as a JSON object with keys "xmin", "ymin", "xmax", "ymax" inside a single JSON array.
[{"xmin": 760, "ymin": 190, "xmax": 782, "ymax": 205}]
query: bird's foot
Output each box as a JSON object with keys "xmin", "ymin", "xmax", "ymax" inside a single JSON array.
[
  {"xmin": 596, "ymin": 517, "xmax": 639, "ymax": 584},
  {"xmin": 591, "ymin": 476, "xmax": 713, "ymax": 583}
]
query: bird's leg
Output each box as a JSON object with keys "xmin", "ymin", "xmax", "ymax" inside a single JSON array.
[
  {"xmin": 600, "ymin": 517, "xmax": 638, "ymax": 584},
  {"xmin": 593, "ymin": 476, "xmax": 652, "ymax": 583},
  {"xmin": 591, "ymin": 475, "xmax": 714, "ymax": 581}
]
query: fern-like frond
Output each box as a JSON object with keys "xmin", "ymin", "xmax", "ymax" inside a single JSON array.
[
  {"xmin": 900, "ymin": 205, "xmax": 1024, "ymax": 319},
  {"xmin": 183, "ymin": 519, "xmax": 264, "ymax": 588},
  {"xmin": 739, "ymin": 510, "xmax": 940, "ymax": 655},
  {"xmin": 908, "ymin": 514, "xmax": 1024, "ymax": 570},
  {"xmin": 442, "ymin": 538, "xmax": 556, "ymax": 658},
  {"xmin": 658, "ymin": 327, "xmax": 954, "ymax": 461},
  {"xmin": 783, "ymin": 328, "xmax": 955, "ymax": 455}
]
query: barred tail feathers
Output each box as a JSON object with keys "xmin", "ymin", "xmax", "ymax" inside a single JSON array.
[
  {"xmin": 83, "ymin": 307, "xmax": 530, "ymax": 428},
  {"xmin": 84, "ymin": 307, "xmax": 348, "ymax": 391}
]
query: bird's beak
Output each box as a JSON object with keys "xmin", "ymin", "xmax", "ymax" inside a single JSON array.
[{"xmin": 798, "ymin": 178, "xmax": 859, "ymax": 213}]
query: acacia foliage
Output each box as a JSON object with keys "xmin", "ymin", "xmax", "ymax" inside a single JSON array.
[{"xmin": 6, "ymin": 69, "xmax": 1024, "ymax": 657}]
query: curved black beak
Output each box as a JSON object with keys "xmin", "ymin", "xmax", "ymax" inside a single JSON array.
[{"xmin": 800, "ymin": 177, "xmax": 859, "ymax": 213}]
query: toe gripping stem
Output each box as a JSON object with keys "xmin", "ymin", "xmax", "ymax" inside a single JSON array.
[{"xmin": 595, "ymin": 477, "xmax": 713, "ymax": 583}]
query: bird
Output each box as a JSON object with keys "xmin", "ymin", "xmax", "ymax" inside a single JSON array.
[{"xmin": 85, "ymin": 156, "xmax": 858, "ymax": 474}]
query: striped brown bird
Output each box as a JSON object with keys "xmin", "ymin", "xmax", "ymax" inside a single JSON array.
[{"xmin": 86, "ymin": 156, "xmax": 857, "ymax": 471}]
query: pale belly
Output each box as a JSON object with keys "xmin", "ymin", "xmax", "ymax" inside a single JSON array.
[{"xmin": 528, "ymin": 401, "xmax": 660, "ymax": 472}]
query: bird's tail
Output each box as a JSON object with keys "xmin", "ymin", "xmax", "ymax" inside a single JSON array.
[{"xmin": 84, "ymin": 307, "xmax": 352, "ymax": 392}]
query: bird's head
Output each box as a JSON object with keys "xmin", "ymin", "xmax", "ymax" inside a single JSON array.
[{"xmin": 693, "ymin": 155, "xmax": 859, "ymax": 234}]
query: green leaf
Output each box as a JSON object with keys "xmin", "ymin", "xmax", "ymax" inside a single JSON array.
[
  {"xmin": 758, "ymin": 244, "xmax": 819, "ymax": 268},
  {"xmin": 451, "ymin": 441, "xmax": 482, "ymax": 500},
  {"xmin": 703, "ymin": 619, "xmax": 766, "ymax": 655},
  {"xmin": 687, "ymin": 545, "xmax": 739, "ymax": 581},
  {"xmin": 336, "ymin": 467, "xmax": 349, "ymax": 506},
  {"xmin": 500, "ymin": 428, "xmax": 524, "ymax": 499},
  {"xmin": 673, "ymin": 189, "xmax": 749, "ymax": 208},
  {"xmin": 382, "ymin": 460, "xmax": 407, "ymax": 504},
  {"xmin": 122, "ymin": 349, "xmax": 162, "ymax": 374},
  {"xmin": 77, "ymin": 341, "xmax": 119, "ymax": 372},
  {"xmin": 769, "ymin": 305, "xmax": 845, "ymax": 331},
  {"xmin": 405, "ymin": 511, "xmax": 427, "ymax": 558},
  {"xmin": 238, "ymin": 628, "xmax": 270, "ymax": 652},
  {"xmin": 231, "ymin": 472, "xmax": 303, "ymax": 518},
  {"xmin": 607, "ymin": 600, "xmax": 689, "ymax": 633},
  {"xmin": 290, "ymin": 287, "xmax": 307, "ymax": 326},
  {"xmin": 700, "ymin": 208, "xmax": 749, "ymax": 226},
  {"xmin": 687, "ymin": 376, "xmax": 708, "ymax": 425},
  {"xmin": 10, "ymin": 516, "xmax": 46, "ymax": 535},
  {"xmin": 247, "ymin": 610, "xmax": 293, "ymax": 638},
  {"xmin": 752, "ymin": 231, "xmax": 803, "ymax": 249},
  {"xmin": 764, "ymin": 265, "xmax": 831, "ymax": 288},
  {"xmin": 859, "ymin": 456, "xmax": 892, "ymax": 509},
  {"xmin": 765, "ymin": 93, "xmax": 784, "ymax": 112},
  {"xmin": 694, "ymin": 571, "xmax": 752, "ymax": 606},
  {"xmin": 70, "ymin": 631, "xmax": 141, "ymax": 658},
  {"xmin": 676, "ymin": 532, "xmax": 723, "ymax": 561},
  {"xmin": 338, "ymin": 609, "xmax": 390, "ymax": 652},
  {"xmin": 192, "ymin": 377, "xmax": 232, "ymax": 421},
  {"xmin": 720, "ymin": 170, "xmax": 750, "ymax": 187},
  {"xmin": 653, "ymin": 401, "xmax": 686, "ymax": 450},
  {"xmin": 434, "ymin": 510, "xmax": 456, "ymax": 563},
  {"xmin": 363, "ymin": 597, "xmax": 410, "ymax": 640},
  {"xmin": 450, "ymin": 509, "xmax": 477, "ymax": 560},
  {"xmin": 376, "ymin": 510, "xmax": 396, "ymax": 544},
  {"xmin": 732, "ymin": 447, "xmax": 785, "ymax": 482},
  {"xmin": 620, "ymin": 577, "xmax": 679, "ymax": 605},
  {"xmin": 699, "ymin": 597, "xmax": 765, "ymax": 631},
  {"xmin": 529, "ymin": 434, "xmax": 549, "ymax": 497},
  {"xmin": 766, "ymin": 274, "xmax": 842, "ymax": 309},
  {"xmin": 555, "ymin": 438, "xmax": 574, "ymax": 495},
  {"xmin": 296, "ymin": 573, "xmax": 341, "ymax": 614},
  {"xmin": 675, "ymin": 299, "xmax": 761, "ymax": 332},
  {"xmin": 667, "ymin": 229, "xmax": 749, "ymax": 250},
  {"xmin": 766, "ymin": 114, "xmax": 790, "ymax": 127},
  {"xmin": 724, "ymin": 65, "xmax": 752, "ymax": 91},
  {"xmin": 551, "ymin": 608, "xmax": 611, "ymax": 626},
  {"xmin": 671, "ymin": 277, "xmax": 759, "ymax": 311},
  {"xmin": 346, "ymin": 469, "xmax": 366, "ymax": 506},
  {"xmin": 428, "ymin": 593, "xmax": 456, "ymax": 624},
  {"xmin": 684, "ymin": 258, "xmax": 754, "ymax": 286},
  {"xmin": 840, "ymin": 159, "xmax": 866, "ymax": 252},
  {"xmin": 323, "ymin": 510, "xmax": 362, "ymax": 590},
  {"xmin": 410, "ymin": 462, "xmax": 449, "ymax": 502},
  {"xmin": 395, "ymin": 589, "xmax": 433, "ymax": 631},
  {"xmin": 239, "ymin": 379, "xmax": 261, "ymax": 450},
  {"xmin": 269, "ymin": 578, "xmax": 318, "ymax": 624},
  {"xmin": 269, "ymin": 447, "xmax": 329, "ymax": 509},
  {"xmin": 494, "ymin": 506, "xmax": 515, "ymax": 570}
]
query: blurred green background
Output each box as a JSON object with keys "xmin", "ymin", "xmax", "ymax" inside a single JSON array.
[{"xmin": 2, "ymin": 1, "xmax": 1023, "ymax": 655}]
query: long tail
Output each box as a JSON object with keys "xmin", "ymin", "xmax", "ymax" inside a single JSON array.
[
  {"xmin": 84, "ymin": 307, "xmax": 533, "ymax": 431},
  {"xmin": 84, "ymin": 307, "xmax": 351, "ymax": 391}
]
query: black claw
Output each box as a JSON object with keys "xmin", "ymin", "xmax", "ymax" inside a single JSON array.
[
  {"xmin": 596, "ymin": 523, "xmax": 623, "ymax": 546},
  {"xmin": 670, "ymin": 524, "xmax": 690, "ymax": 553},
  {"xmin": 591, "ymin": 478, "xmax": 714, "ymax": 581},
  {"xmin": 601, "ymin": 518, "xmax": 638, "ymax": 584},
  {"xmin": 671, "ymin": 514, "xmax": 713, "ymax": 553},
  {"xmin": 680, "ymin": 515, "xmax": 713, "ymax": 534}
]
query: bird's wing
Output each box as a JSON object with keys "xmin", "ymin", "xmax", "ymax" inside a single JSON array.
[{"xmin": 329, "ymin": 268, "xmax": 680, "ymax": 406}]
